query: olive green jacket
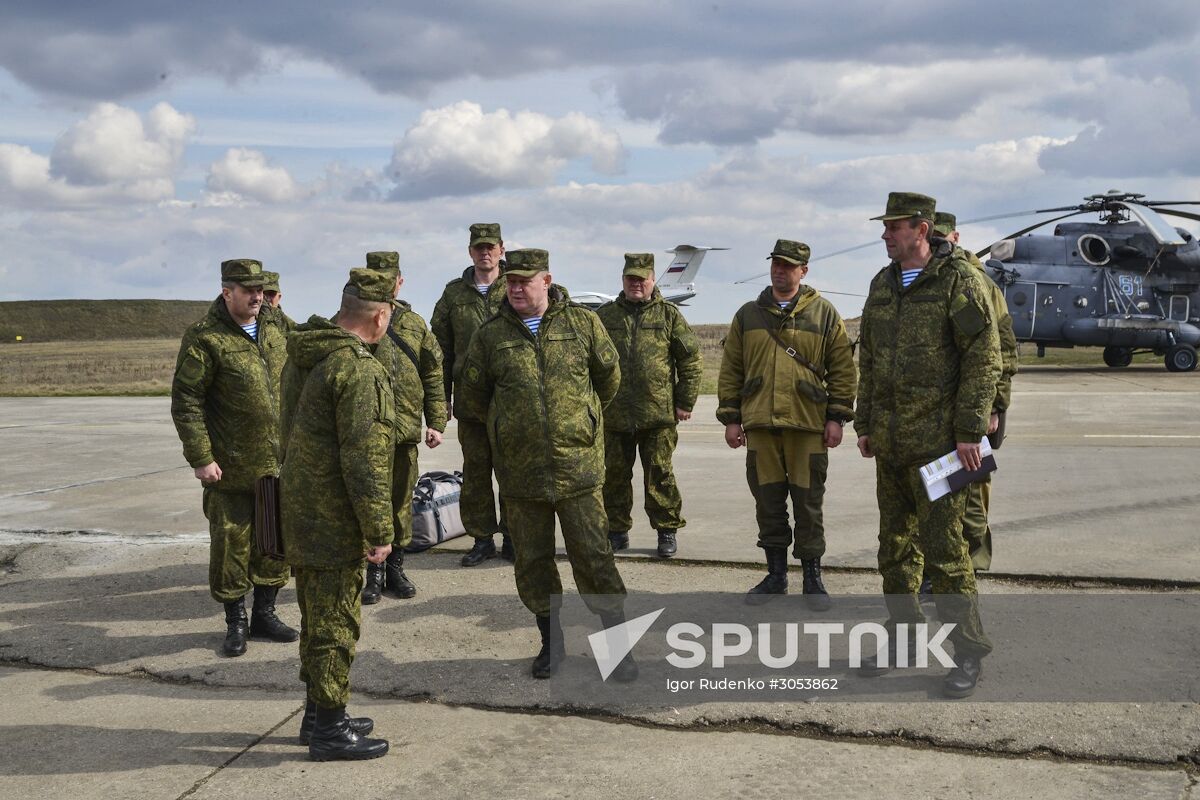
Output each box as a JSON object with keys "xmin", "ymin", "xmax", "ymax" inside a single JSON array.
[
  {"xmin": 375, "ymin": 302, "xmax": 448, "ymax": 444},
  {"xmin": 279, "ymin": 319, "xmax": 395, "ymax": 568},
  {"xmin": 963, "ymin": 248, "xmax": 1018, "ymax": 412},
  {"xmin": 597, "ymin": 288, "xmax": 703, "ymax": 431},
  {"xmin": 430, "ymin": 266, "xmax": 508, "ymax": 408},
  {"xmin": 457, "ymin": 289, "xmax": 621, "ymax": 502},
  {"xmin": 717, "ymin": 286, "xmax": 857, "ymax": 433},
  {"xmin": 853, "ymin": 242, "xmax": 1002, "ymax": 465},
  {"xmin": 170, "ymin": 297, "xmax": 286, "ymax": 493}
]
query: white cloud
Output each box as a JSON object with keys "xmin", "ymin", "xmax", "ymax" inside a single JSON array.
[
  {"xmin": 0, "ymin": 102, "xmax": 194, "ymax": 207},
  {"xmin": 387, "ymin": 101, "xmax": 625, "ymax": 199},
  {"xmin": 205, "ymin": 147, "xmax": 302, "ymax": 203}
]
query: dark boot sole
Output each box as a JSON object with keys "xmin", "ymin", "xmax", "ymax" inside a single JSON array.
[
  {"xmin": 222, "ymin": 646, "xmax": 247, "ymax": 657},
  {"xmin": 942, "ymin": 682, "xmax": 978, "ymax": 699},
  {"xmin": 461, "ymin": 548, "xmax": 497, "ymax": 567},
  {"xmin": 385, "ymin": 586, "xmax": 417, "ymax": 599},
  {"xmin": 744, "ymin": 590, "xmax": 786, "ymax": 606},
  {"xmin": 361, "ymin": 594, "xmax": 382, "ymax": 605},
  {"xmin": 309, "ymin": 746, "xmax": 389, "ymax": 762},
  {"xmin": 249, "ymin": 631, "xmax": 299, "ymax": 642}
]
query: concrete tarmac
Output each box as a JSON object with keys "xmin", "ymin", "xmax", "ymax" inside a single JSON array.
[{"xmin": 0, "ymin": 365, "xmax": 1197, "ymax": 798}]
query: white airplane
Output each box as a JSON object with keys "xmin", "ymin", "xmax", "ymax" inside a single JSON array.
[{"xmin": 571, "ymin": 245, "xmax": 728, "ymax": 309}]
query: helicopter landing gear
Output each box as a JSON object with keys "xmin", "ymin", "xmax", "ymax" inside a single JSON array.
[
  {"xmin": 1165, "ymin": 344, "xmax": 1198, "ymax": 372},
  {"xmin": 1102, "ymin": 346, "xmax": 1134, "ymax": 368}
]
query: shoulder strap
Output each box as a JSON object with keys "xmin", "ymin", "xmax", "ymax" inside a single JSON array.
[
  {"xmin": 755, "ymin": 304, "xmax": 824, "ymax": 380},
  {"xmin": 387, "ymin": 324, "xmax": 420, "ymax": 370}
]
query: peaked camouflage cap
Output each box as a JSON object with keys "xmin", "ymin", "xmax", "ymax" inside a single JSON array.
[
  {"xmin": 365, "ymin": 251, "xmax": 401, "ymax": 279},
  {"xmin": 261, "ymin": 271, "xmax": 281, "ymax": 293},
  {"xmin": 469, "ymin": 223, "xmax": 503, "ymax": 246},
  {"xmin": 623, "ymin": 252, "xmax": 655, "ymax": 279},
  {"xmin": 768, "ymin": 239, "xmax": 811, "ymax": 266},
  {"xmin": 343, "ymin": 267, "xmax": 399, "ymax": 306},
  {"xmin": 870, "ymin": 191, "xmax": 937, "ymax": 222},
  {"xmin": 504, "ymin": 248, "xmax": 550, "ymax": 277},
  {"xmin": 221, "ymin": 258, "xmax": 269, "ymax": 287},
  {"xmin": 934, "ymin": 212, "xmax": 957, "ymax": 236}
]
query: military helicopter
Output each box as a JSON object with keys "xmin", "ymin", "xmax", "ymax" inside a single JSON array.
[{"xmin": 976, "ymin": 190, "xmax": 1200, "ymax": 371}]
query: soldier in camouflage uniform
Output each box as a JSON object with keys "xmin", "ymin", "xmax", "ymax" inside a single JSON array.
[
  {"xmin": 171, "ymin": 259, "xmax": 298, "ymax": 657},
  {"xmin": 597, "ymin": 253, "xmax": 703, "ymax": 558},
  {"xmin": 279, "ymin": 269, "xmax": 396, "ymax": 761},
  {"xmin": 359, "ymin": 251, "xmax": 447, "ymax": 604},
  {"xmin": 458, "ymin": 248, "xmax": 635, "ymax": 682},
  {"xmin": 717, "ymin": 240, "xmax": 858, "ymax": 611},
  {"xmin": 430, "ymin": 223, "xmax": 514, "ymax": 566},
  {"xmin": 261, "ymin": 271, "xmax": 298, "ymax": 333},
  {"xmin": 854, "ymin": 193, "xmax": 1001, "ymax": 698},
  {"xmin": 933, "ymin": 212, "xmax": 1017, "ymax": 572}
]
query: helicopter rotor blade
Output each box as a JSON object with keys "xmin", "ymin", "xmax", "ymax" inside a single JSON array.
[
  {"xmin": 1151, "ymin": 207, "xmax": 1200, "ymax": 224},
  {"xmin": 733, "ymin": 239, "xmax": 881, "ymax": 284},
  {"xmin": 975, "ymin": 210, "xmax": 1087, "ymax": 258},
  {"xmin": 1143, "ymin": 201, "xmax": 1200, "ymax": 207}
]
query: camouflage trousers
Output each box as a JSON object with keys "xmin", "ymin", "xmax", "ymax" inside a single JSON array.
[
  {"xmin": 458, "ymin": 419, "xmax": 509, "ymax": 540},
  {"xmin": 961, "ymin": 474, "xmax": 993, "ymax": 571},
  {"xmin": 391, "ymin": 443, "xmax": 419, "ymax": 549},
  {"xmin": 504, "ymin": 487, "xmax": 627, "ymax": 618},
  {"xmin": 745, "ymin": 429, "xmax": 828, "ymax": 559},
  {"xmin": 295, "ymin": 564, "xmax": 363, "ymax": 709},
  {"xmin": 202, "ymin": 486, "xmax": 288, "ymax": 604},
  {"xmin": 602, "ymin": 426, "xmax": 685, "ymax": 534},
  {"xmin": 874, "ymin": 459, "xmax": 993, "ymax": 659}
]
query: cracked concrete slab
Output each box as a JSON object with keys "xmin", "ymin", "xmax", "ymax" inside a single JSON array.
[
  {"xmin": 0, "ymin": 542, "xmax": 1195, "ymax": 770},
  {"xmin": 0, "ymin": 666, "xmax": 1191, "ymax": 800}
]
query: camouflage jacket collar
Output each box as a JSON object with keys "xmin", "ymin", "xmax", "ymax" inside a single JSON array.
[
  {"xmin": 497, "ymin": 285, "xmax": 570, "ymax": 330},
  {"xmin": 288, "ymin": 315, "xmax": 370, "ymax": 368},
  {"xmin": 209, "ymin": 295, "xmax": 261, "ymax": 342},
  {"xmin": 460, "ymin": 264, "xmax": 506, "ymax": 285},
  {"xmin": 886, "ymin": 239, "xmax": 957, "ymax": 292}
]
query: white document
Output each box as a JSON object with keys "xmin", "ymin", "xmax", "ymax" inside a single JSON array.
[{"xmin": 919, "ymin": 437, "xmax": 994, "ymax": 501}]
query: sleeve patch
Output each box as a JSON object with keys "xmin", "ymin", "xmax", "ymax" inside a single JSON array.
[
  {"xmin": 950, "ymin": 293, "xmax": 986, "ymax": 337},
  {"xmin": 177, "ymin": 354, "xmax": 206, "ymax": 387}
]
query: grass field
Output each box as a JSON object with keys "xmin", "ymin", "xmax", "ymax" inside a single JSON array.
[
  {"xmin": 0, "ymin": 299, "xmax": 211, "ymax": 343},
  {"xmin": 0, "ymin": 324, "xmax": 1168, "ymax": 397},
  {"xmin": 0, "ymin": 338, "xmax": 180, "ymax": 396}
]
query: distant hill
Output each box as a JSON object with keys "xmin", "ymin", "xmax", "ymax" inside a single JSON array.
[{"xmin": 0, "ymin": 299, "xmax": 213, "ymax": 342}]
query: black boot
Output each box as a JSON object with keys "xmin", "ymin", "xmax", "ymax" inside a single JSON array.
[
  {"xmin": 308, "ymin": 704, "xmax": 389, "ymax": 761},
  {"xmin": 384, "ymin": 550, "xmax": 416, "ymax": 599},
  {"xmin": 461, "ymin": 536, "xmax": 496, "ymax": 567},
  {"xmin": 745, "ymin": 547, "xmax": 788, "ymax": 605},
  {"xmin": 800, "ymin": 558, "xmax": 831, "ymax": 612},
  {"xmin": 858, "ymin": 630, "xmax": 917, "ymax": 677},
  {"xmin": 298, "ymin": 699, "xmax": 375, "ymax": 745},
  {"xmin": 532, "ymin": 613, "xmax": 566, "ymax": 679},
  {"xmin": 942, "ymin": 655, "xmax": 983, "ymax": 699},
  {"xmin": 599, "ymin": 612, "xmax": 639, "ymax": 682},
  {"xmin": 608, "ymin": 531, "xmax": 629, "ymax": 552},
  {"xmin": 250, "ymin": 585, "xmax": 299, "ymax": 642},
  {"xmin": 918, "ymin": 572, "xmax": 933, "ymax": 601},
  {"xmin": 361, "ymin": 563, "xmax": 385, "ymax": 605},
  {"xmin": 500, "ymin": 533, "xmax": 515, "ymax": 562},
  {"xmin": 222, "ymin": 597, "xmax": 248, "ymax": 657},
  {"xmin": 656, "ymin": 530, "xmax": 677, "ymax": 558}
]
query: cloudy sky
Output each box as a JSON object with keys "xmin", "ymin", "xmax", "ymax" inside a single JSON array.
[{"xmin": 3, "ymin": 1, "xmax": 1200, "ymax": 323}]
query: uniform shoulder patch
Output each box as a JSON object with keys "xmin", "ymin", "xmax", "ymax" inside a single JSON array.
[
  {"xmin": 464, "ymin": 363, "xmax": 483, "ymax": 385},
  {"xmin": 950, "ymin": 293, "xmax": 987, "ymax": 337}
]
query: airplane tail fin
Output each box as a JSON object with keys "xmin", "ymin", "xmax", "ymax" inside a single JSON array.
[{"xmin": 658, "ymin": 245, "xmax": 728, "ymax": 288}]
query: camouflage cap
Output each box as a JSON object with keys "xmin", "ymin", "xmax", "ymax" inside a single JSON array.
[
  {"xmin": 469, "ymin": 223, "xmax": 503, "ymax": 246},
  {"xmin": 934, "ymin": 212, "xmax": 957, "ymax": 236},
  {"xmin": 767, "ymin": 239, "xmax": 811, "ymax": 266},
  {"xmin": 365, "ymin": 251, "xmax": 401, "ymax": 282},
  {"xmin": 504, "ymin": 248, "xmax": 550, "ymax": 277},
  {"xmin": 623, "ymin": 252, "xmax": 655, "ymax": 279},
  {"xmin": 221, "ymin": 258, "xmax": 269, "ymax": 287},
  {"xmin": 870, "ymin": 191, "xmax": 937, "ymax": 222},
  {"xmin": 343, "ymin": 267, "xmax": 399, "ymax": 305},
  {"xmin": 261, "ymin": 271, "xmax": 281, "ymax": 293}
]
